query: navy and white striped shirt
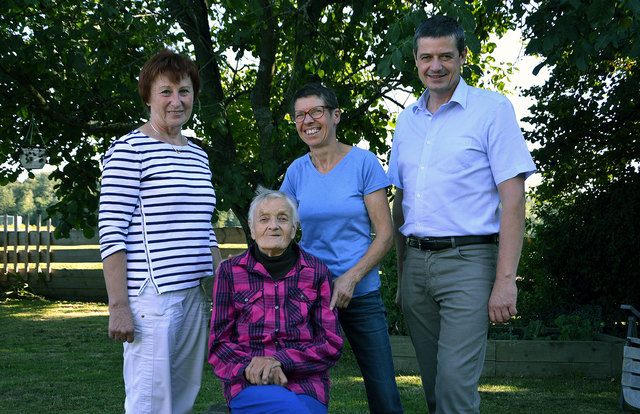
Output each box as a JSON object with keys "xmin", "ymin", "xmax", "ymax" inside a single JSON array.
[{"xmin": 99, "ymin": 130, "xmax": 218, "ymax": 296}]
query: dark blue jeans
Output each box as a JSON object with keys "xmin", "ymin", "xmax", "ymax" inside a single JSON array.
[{"xmin": 338, "ymin": 290, "xmax": 404, "ymax": 413}]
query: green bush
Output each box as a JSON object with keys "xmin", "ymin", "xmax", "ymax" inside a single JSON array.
[
  {"xmin": 488, "ymin": 311, "xmax": 601, "ymax": 341},
  {"xmin": 554, "ymin": 314, "xmax": 597, "ymax": 341},
  {"xmin": 379, "ymin": 247, "xmax": 407, "ymax": 335},
  {"xmin": 0, "ymin": 272, "xmax": 42, "ymax": 301},
  {"xmin": 517, "ymin": 174, "xmax": 640, "ymax": 337}
]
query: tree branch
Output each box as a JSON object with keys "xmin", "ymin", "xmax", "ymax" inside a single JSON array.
[
  {"xmin": 0, "ymin": 64, "xmax": 135, "ymax": 135},
  {"xmin": 166, "ymin": 0, "xmax": 236, "ymax": 160},
  {"xmin": 250, "ymin": 0, "xmax": 278, "ymax": 159}
]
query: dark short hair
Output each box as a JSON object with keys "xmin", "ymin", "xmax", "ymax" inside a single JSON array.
[
  {"xmin": 414, "ymin": 15, "xmax": 466, "ymax": 55},
  {"xmin": 292, "ymin": 83, "xmax": 339, "ymax": 112},
  {"xmin": 138, "ymin": 48, "xmax": 201, "ymax": 105}
]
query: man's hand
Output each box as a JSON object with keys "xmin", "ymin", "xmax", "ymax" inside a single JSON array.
[
  {"xmin": 244, "ymin": 356, "xmax": 284, "ymax": 385},
  {"xmin": 491, "ymin": 176, "xmax": 525, "ymax": 324},
  {"xmin": 108, "ymin": 304, "xmax": 135, "ymax": 343},
  {"xmin": 330, "ymin": 273, "xmax": 358, "ymax": 310},
  {"xmin": 488, "ymin": 277, "xmax": 517, "ymax": 323}
]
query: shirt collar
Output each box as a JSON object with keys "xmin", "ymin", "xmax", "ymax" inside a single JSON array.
[{"xmin": 413, "ymin": 76, "xmax": 469, "ymax": 113}]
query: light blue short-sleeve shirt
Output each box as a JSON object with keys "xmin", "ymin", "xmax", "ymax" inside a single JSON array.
[
  {"xmin": 387, "ymin": 78, "xmax": 537, "ymax": 237},
  {"xmin": 281, "ymin": 146, "xmax": 390, "ymax": 298}
]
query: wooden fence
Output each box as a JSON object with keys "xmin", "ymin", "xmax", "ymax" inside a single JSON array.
[{"xmin": 0, "ymin": 214, "xmax": 247, "ymax": 301}]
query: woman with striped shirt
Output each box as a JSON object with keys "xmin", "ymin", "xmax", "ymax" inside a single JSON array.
[{"xmin": 99, "ymin": 49, "xmax": 222, "ymax": 414}]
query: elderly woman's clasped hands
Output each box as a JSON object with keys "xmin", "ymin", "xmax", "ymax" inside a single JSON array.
[{"xmin": 244, "ymin": 356, "xmax": 288, "ymax": 386}]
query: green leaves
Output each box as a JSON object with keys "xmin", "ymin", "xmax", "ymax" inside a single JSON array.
[
  {"xmin": 391, "ymin": 49, "xmax": 405, "ymax": 72},
  {"xmin": 522, "ymin": 0, "xmax": 640, "ymax": 203},
  {"xmin": 523, "ymin": 0, "xmax": 640, "ymax": 69},
  {"xmin": 586, "ymin": 0, "xmax": 614, "ymax": 25},
  {"xmin": 376, "ymin": 54, "xmax": 393, "ymax": 78},
  {"xmin": 0, "ymin": 0, "xmax": 176, "ymax": 236},
  {"xmin": 0, "ymin": 0, "xmax": 521, "ymax": 237}
]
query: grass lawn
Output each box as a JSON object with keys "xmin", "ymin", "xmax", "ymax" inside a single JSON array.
[{"xmin": 0, "ymin": 297, "xmax": 628, "ymax": 413}]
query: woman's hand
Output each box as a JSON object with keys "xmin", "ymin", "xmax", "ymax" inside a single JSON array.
[
  {"xmin": 330, "ymin": 273, "xmax": 358, "ymax": 310},
  {"xmin": 103, "ymin": 251, "xmax": 134, "ymax": 342},
  {"xmin": 108, "ymin": 303, "xmax": 135, "ymax": 343},
  {"xmin": 329, "ymin": 188, "xmax": 393, "ymax": 311},
  {"xmin": 244, "ymin": 356, "xmax": 285, "ymax": 385}
]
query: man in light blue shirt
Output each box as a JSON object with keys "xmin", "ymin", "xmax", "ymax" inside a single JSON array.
[{"xmin": 387, "ymin": 15, "xmax": 536, "ymax": 414}]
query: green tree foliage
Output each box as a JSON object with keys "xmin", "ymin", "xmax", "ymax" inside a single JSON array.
[
  {"xmin": 0, "ymin": 0, "xmax": 180, "ymax": 237},
  {"xmin": 0, "ymin": 0, "xmax": 517, "ymax": 239},
  {"xmin": 0, "ymin": 186, "xmax": 16, "ymax": 215},
  {"xmin": 520, "ymin": 176, "xmax": 640, "ymax": 328},
  {"xmin": 15, "ymin": 189, "xmax": 35, "ymax": 219},
  {"xmin": 214, "ymin": 209, "xmax": 241, "ymax": 228},
  {"xmin": 519, "ymin": 0, "xmax": 640, "ymax": 202},
  {"xmin": 515, "ymin": 0, "xmax": 640, "ymax": 327},
  {"xmin": 0, "ymin": 173, "xmax": 59, "ymax": 224}
]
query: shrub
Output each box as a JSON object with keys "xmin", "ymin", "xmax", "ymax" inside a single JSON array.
[
  {"xmin": 518, "ymin": 174, "xmax": 640, "ymax": 336},
  {"xmin": 0, "ymin": 272, "xmax": 42, "ymax": 301},
  {"xmin": 379, "ymin": 247, "xmax": 407, "ymax": 335}
]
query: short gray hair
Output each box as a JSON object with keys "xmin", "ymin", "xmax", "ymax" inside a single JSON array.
[{"xmin": 248, "ymin": 186, "xmax": 299, "ymax": 229}]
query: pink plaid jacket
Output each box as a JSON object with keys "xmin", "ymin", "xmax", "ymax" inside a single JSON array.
[{"xmin": 208, "ymin": 244, "xmax": 343, "ymax": 406}]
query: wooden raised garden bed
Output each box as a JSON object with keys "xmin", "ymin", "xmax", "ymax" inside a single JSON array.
[{"xmin": 390, "ymin": 335, "xmax": 624, "ymax": 378}]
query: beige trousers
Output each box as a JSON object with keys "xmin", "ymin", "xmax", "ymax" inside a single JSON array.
[{"xmin": 123, "ymin": 285, "xmax": 208, "ymax": 414}]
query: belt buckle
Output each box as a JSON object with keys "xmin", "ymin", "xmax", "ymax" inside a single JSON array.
[
  {"xmin": 421, "ymin": 237, "xmax": 435, "ymax": 250},
  {"xmin": 408, "ymin": 237, "xmax": 423, "ymax": 250}
]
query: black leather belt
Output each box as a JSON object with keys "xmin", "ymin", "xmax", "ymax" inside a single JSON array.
[{"xmin": 407, "ymin": 235, "xmax": 498, "ymax": 251}]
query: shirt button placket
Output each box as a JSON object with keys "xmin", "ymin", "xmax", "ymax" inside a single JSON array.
[{"xmin": 274, "ymin": 283, "xmax": 281, "ymax": 341}]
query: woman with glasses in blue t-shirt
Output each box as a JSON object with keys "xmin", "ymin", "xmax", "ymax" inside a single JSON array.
[{"xmin": 280, "ymin": 83, "xmax": 404, "ymax": 414}]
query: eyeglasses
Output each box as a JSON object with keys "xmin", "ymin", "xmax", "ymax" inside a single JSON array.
[{"xmin": 293, "ymin": 106, "xmax": 335, "ymax": 123}]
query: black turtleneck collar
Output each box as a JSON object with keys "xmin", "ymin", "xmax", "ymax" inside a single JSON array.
[{"xmin": 250, "ymin": 241, "xmax": 297, "ymax": 280}]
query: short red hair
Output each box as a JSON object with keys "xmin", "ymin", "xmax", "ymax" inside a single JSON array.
[{"xmin": 138, "ymin": 48, "xmax": 200, "ymax": 105}]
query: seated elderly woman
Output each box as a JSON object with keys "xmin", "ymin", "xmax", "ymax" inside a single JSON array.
[{"xmin": 208, "ymin": 187, "xmax": 343, "ymax": 414}]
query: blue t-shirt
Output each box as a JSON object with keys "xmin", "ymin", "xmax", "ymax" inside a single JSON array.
[{"xmin": 280, "ymin": 146, "xmax": 390, "ymax": 298}]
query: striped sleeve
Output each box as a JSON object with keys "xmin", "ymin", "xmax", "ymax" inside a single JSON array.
[{"xmin": 99, "ymin": 139, "xmax": 141, "ymax": 260}]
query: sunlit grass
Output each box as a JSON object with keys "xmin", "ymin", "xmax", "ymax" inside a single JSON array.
[
  {"xmin": 396, "ymin": 374, "xmax": 423, "ymax": 386},
  {"xmin": 480, "ymin": 383, "xmax": 527, "ymax": 393},
  {"xmin": 37, "ymin": 302, "xmax": 108, "ymax": 318},
  {"xmin": 50, "ymin": 263, "xmax": 103, "ymax": 270},
  {"xmin": 0, "ymin": 298, "xmax": 625, "ymax": 414},
  {"xmin": 2, "ymin": 263, "xmax": 103, "ymax": 271},
  {"xmin": 1, "ymin": 245, "xmax": 98, "ymax": 250},
  {"xmin": 220, "ymin": 243, "xmax": 247, "ymax": 249},
  {"xmin": 0, "ymin": 299, "xmax": 107, "ymax": 319}
]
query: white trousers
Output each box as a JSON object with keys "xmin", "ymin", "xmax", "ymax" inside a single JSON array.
[{"xmin": 123, "ymin": 285, "xmax": 209, "ymax": 414}]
